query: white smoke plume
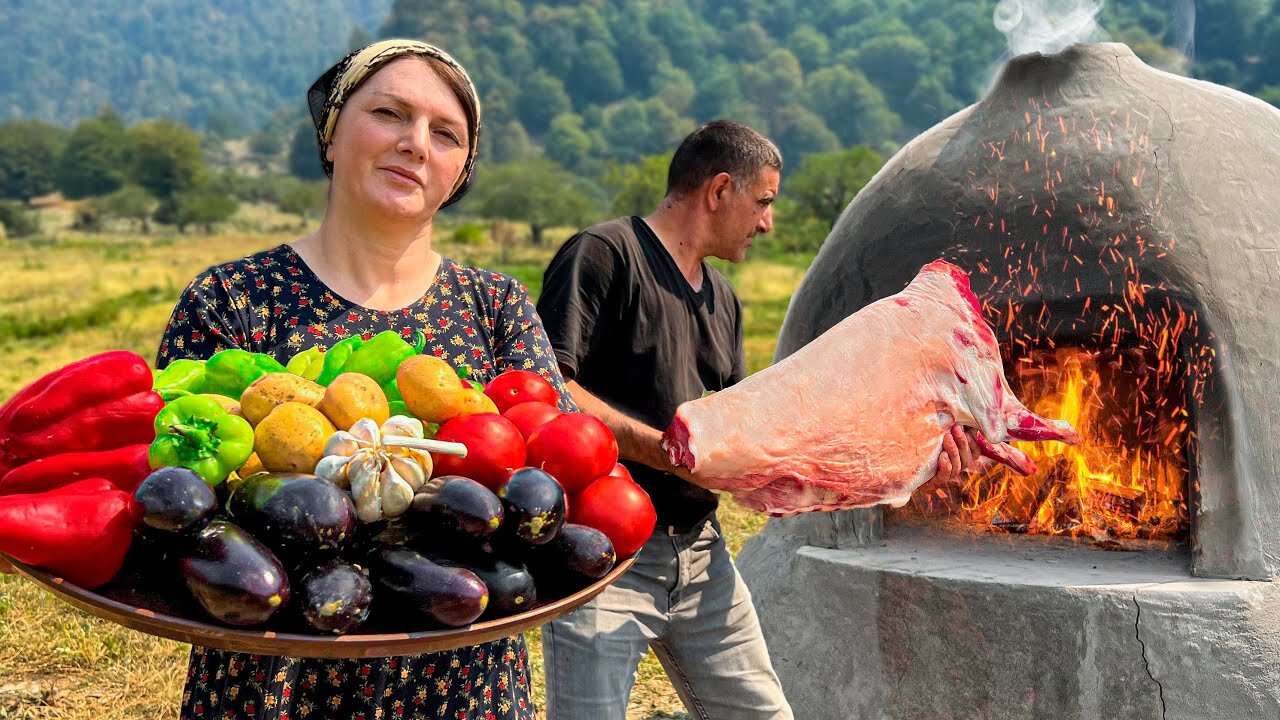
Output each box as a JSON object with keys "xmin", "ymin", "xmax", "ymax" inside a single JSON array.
[{"xmin": 993, "ymin": 0, "xmax": 1110, "ymax": 57}]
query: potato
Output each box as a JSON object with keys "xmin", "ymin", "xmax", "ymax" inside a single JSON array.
[
  {"xmin": 397, "ymin": 355, "xmax": 466, "ymax": 423},
  {"xmin": 254, "ymin": 402, "xmax": 336, "ymax": 473},
  {"xmin": 317, "ymin": 372, "xmax": 390, "ymax": 430},
  {"xmin": 239, "ymin": 372, "xmax": 325, "ymax": 425}
]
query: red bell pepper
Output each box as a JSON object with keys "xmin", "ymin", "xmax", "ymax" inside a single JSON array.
[
  {"xmin": 0, "ymin": 444, "xmax": 152, "ymax": 496},
  {"xmin": 0, "ymin": 481, "xmax": 139, "ymax": 588},
  {"xmin": 0, "ymin": 351, "xmax": 163, "ymax": 477}
]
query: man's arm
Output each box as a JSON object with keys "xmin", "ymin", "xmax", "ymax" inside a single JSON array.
[{"xmin": 562, "ymin": 378, "xmax": 714, "ymax": 489}]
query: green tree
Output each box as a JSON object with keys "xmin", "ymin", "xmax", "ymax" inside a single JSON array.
[
  {"xmin": 486, "ymin": 120, "xmax": 536, "ymax": 163},
  {"xmin": 276, "ymin": 178, "xmax": 326, "ymax": 227},
  {"xmin": 568, "ymin": 41, "xmax": 624, "ymax": 104},
  {"xmin": 652, "ymin": 66, "xmax": 696, "ymax": 116},
  {"xmin": 155, "ymin": 188, "xmax": 239, "ymax": 233},
  {"xmin": 649, "ymin": 6, "xmax": 708, "ymax": 71},
  {"xmin": 805, "ymin": 66, "xmax": 902, "ymax": 147},
  {"xmin": 769, "ymin": 105, "xmax": 840, "ymax": 168},
  {"xmin": 739, "ymin": 51, "xmax": 805, "ymax": 116},
  {"xmin": 516, "ymin": 71, "xmax": 572, "ymax": 135},
  {"xmin": 56, "ymin": 108, "xmax": 130, "ymax": 200},
  {"xmin": 0, "ymin": 201, "xmax": 39, "ymax": 237},
  {"xmin": 786, "ymin": 26, "xmax": 830, "ymax": 72},
  {"xmin": 601, "ymin": 99, "xmax": 651, "ymax": 164},
  {"xmin": 607, "ymin": 154, "xmax": 671, "ymax": 217},
  {"xmin": 853, "ymin": 35, "xmax": 931, "ymax": 116},
  {"xmin": 787, "ymin": 146, "xmax": 885, "ymax": 227},
  {"xmin": 130, "ymin": 120, "xmax": 205, "ymax": 199},
  {"xmin": 469, "ymin": 158, "xmax": 604, "ymax": 245},
  {"xmin": 545, "ymin": 113, "xmax": 595, "ymax": 175},
  {"xmin": 93, "ymin": 184, "xmax": 157, "ymax": 233},
  {"xmin": 0, "ymin": 119, "xmax": 66, "ymax": 203},
  {"xmin": 288, "ymin": 123, "xmax": 326, "ymax": 181}
]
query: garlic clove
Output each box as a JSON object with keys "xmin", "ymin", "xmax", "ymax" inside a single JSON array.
[
  {"xmin": 381, "ymin": 415, "xmax": 425, "ymax": 439},
  {"xmin": 389, "ymin": 454, "xmax": 425, "ymax": 492},
  {"xmin": 314, "ymin": 454, "xmax": 354, "ymax": 488},
  {"xmin": 349, "ymin": 468, "xmax": 382, "ymax": 524},
  {"xmin": 349, "ymin": 417, "xmax": 382, "ymax": 446},
  {"xmin": 324, "ymin": 431, "xmax": 363, "ymax": 458},
  {"xmin": 379, "ymin": 462, "xmax": 416, "ymax": 519},
  {"xmin": 347, "ymin": 450, "xmax": 387, "ymax": 522}
]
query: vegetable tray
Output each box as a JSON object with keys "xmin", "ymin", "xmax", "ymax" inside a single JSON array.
[{"xmin": 3, "ymin": 553, "xmax": 636, "ymax": 658}]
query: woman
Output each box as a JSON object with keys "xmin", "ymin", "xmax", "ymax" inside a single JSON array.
[{"xmin": 157, "ymin": 39, "xmax": 564, "ymax": 719}]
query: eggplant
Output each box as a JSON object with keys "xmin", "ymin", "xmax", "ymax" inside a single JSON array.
[
  {"xmin": 296, "ymin": 559, "xmax": 373, "ymax": 635},
  {"xmin": 416, "ymin": 476, "xmax": 504, "ymax": 543},
  {"xmin": 368, "ymin": 546, "xmax": 488, "ymax": 628},
  {"xmin": 228, "ymin": 472, "xmax": 357, "ymax": 558},
  {"xmin": 180, "ymin": 520, "xmax": 290, "ymax": 627},
  {"xmin": 435, "ymin": 556, "xmax": 536, "ymax": 619},
  {"xmin": 134, "ymin": 466, "xmax": 218, "ymax": 535},
  {"xmin": 538, "ymin": 523, "xmax": 616, "ymax": 579},
  {"xmin": 496, "ymin": 467, "xmax": 566, "ymax": 547}
]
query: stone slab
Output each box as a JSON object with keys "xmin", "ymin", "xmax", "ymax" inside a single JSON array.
[{"xmin": 739, "ymin": 525, "xmax": 1280, "ymax": 720}]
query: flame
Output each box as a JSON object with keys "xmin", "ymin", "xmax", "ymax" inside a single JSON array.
[{"xmin": 955, "ymin": 349, "xmax": 1190, "ymax": 542}]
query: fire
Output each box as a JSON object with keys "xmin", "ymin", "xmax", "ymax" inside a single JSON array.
[{"xmin": 953, "ymin": 348, "xmax": 1190, "ymax": 542}]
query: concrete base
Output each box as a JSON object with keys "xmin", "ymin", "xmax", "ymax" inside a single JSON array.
[{"xmin": 738, "ymin": 521, "xmax": 1280, "ymax": 720}]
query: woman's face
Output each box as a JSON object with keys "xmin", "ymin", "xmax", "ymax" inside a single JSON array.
[{"xmin": 326, "ymin": 57, "xmax": 470, "ymax": 221}]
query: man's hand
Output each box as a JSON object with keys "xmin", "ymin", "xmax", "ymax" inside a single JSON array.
[{"xmin": 933, "ymin": 425, "xmax": 987, "ymax": 485}]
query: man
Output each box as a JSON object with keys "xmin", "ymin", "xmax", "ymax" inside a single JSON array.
[
  {"xmin": 536, "ymin": 120, "xmax": 980, "ymax": 719},
  {"xmin": 536, "ymin": 120, "xmax": 792, "ymax": 719}
]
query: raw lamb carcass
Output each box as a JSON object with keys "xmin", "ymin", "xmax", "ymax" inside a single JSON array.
[{"xmin": 661, "ymin": 260, "xmax": 1081, "ymax": 517}]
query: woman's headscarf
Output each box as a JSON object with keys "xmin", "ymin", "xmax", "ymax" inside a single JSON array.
[{"xmin": 307, "ymin": 39, "xmax": 481, "ymax": 207}]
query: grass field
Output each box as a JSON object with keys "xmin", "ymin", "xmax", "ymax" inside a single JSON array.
[{"xmin": 0, "ymin": 213, "xmax": 810, "ymax": 719}]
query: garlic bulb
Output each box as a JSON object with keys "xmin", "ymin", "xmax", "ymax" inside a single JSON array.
[{"xmin": 315, "ymin": 417, "xmax": 434, "ymax": 522}]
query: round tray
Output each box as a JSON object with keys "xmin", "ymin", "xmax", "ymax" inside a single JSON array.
[{"xmin": 3, "ymin": 553, "xmax": 635, "ymax": 659}]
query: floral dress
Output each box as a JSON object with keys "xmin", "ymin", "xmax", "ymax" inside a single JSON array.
[{"xmin": 158, "ymin": 244, "xmax": 570, "ymax": 720}]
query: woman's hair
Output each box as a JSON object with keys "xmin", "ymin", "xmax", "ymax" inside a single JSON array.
[
  {"xmin": 665, "ymin": 120, "xmax": 782, "ymax": 199},
  {"xmin": 307, "ymin": 39, "xmax": 482, "ymax": 207}
]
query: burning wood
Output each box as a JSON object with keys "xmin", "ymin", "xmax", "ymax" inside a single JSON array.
[{"xmin": 918, "ymin": 348, "xmax": 1189, "ymax": 543}]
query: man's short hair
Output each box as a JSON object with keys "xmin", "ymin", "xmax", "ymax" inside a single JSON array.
[{"xmin": 665, "ymin": 120, "xmax": 782, "ymax": 198}]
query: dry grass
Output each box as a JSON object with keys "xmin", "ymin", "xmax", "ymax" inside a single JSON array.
[{"xmin": 0, "ymin": 215, "xmax": 794, "ymax": 719}]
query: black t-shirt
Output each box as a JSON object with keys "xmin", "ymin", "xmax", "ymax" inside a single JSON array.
[{"xmin": 537, "ymin": 216, "xmax": 746, "ymax": 530}]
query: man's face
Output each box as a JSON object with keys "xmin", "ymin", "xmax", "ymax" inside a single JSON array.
[{"xmin": 711, "ymin": 167, "xmax": 779, "ymax": 263}]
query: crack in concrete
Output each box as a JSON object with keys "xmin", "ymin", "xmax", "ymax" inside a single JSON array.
[{"xmin": 1132, "ymin": 593, "xmax": 1168, "ymax": 720}]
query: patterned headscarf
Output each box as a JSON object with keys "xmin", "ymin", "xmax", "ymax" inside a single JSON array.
[{"xmin": 307, "ymin": 39, "xmax": 481, "ymax": 207}]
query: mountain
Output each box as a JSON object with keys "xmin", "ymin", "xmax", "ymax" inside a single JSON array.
[
  {"xmin": 2, "ymin": 0, "xmax": 1277, "ymax": 174},
  {"xmin": 0, "ymin": 0, "xmax": 392, "ymax": 131}
]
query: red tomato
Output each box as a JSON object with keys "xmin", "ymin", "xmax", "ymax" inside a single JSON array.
[
  {"xmin": 603, "ymin": 462, "xmax": 632, "ymax": 483},
  {"xmin": 526, "ymin": 413, "xmax": 619, "ymax": 494},
  {"xmin": 484, "ymin": 370, "xmax": 559, "ymax": 413},
  {"xmin": 569, "ymin": 474, "xmax": 656, "ymax": 558},
  {"xmin": 502, "ymin": 401, "xmax": 562, "ymax": 442},
  {"xmin": 431, "ymin": 414, "xmax": 527, "ymax": 491}
]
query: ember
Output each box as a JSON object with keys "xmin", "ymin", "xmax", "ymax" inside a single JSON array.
[{"xmin": 912, "ymin": 348, "xmax": 1190, "ymax": 543}]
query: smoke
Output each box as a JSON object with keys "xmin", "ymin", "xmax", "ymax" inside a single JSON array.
[
  {"xmin": 1169, "ymin": 0, "xmax": 1196, "ymax": 67},
  {"xmin": 993, "ymin": 0, "xmax": 1109, "ymax": 57}
]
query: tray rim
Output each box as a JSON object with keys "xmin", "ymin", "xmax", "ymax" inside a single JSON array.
[{"xmin": 2, "ymin": 552, "xmax": 636, "ymax": 659}]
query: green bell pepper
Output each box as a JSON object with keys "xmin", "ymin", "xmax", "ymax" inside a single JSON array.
[
  {"xmin": 152, "ymin": 359, "xmax": 207, "ymax": 401},
  {"xmin": 315, "ymin": 336, "xmax": 365, "ymax": 386},
  {"xmin": 148, "ymin": 395, "xmax": 255, "ymax": 487},
  {"xmin": 286, "ymin": 347, "xmax": 325, "ymax": 381},
  {"xmin": 337, "ymin": 330, "xmax": 423, "ymax": 387},
  {"xmin": 202, "ymin": 349, "xmax": 287, "ymax": 398}
]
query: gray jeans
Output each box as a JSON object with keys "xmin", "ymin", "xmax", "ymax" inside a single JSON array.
[{"xmin": 542, "ymin": 517, "xmax": 793, "ymax": 720}]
